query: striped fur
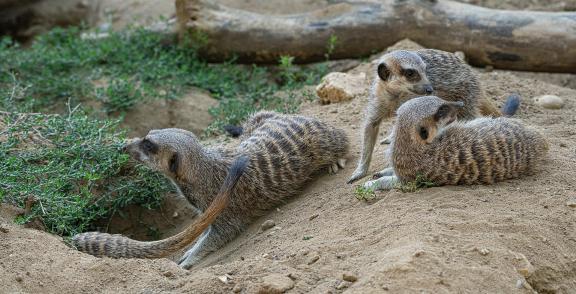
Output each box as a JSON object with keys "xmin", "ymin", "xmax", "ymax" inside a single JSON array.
[
  {"xmin": 72, "ymin": 111, "xmax": 349, "ymax": 268},
  {"xmin": 349, "ymin": 49, "xmax": 520, "ymax": 184},
  {"xmin": 391, "ymin": 96, "xmax": 548, "ymax": 186}
]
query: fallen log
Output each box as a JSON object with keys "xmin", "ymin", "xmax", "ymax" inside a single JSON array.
[{"xmin": 175, "ymin": 0, "xmax": 576, "ymax": 73}]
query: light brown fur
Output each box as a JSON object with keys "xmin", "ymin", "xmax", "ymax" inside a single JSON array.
[
  {"xmin": 348, "ymin": 49, "xmax": 517, "ymax": 183},
  {"xmin": 363, "ymin": 96, "xmax": 548, "ymax": 191},
  {"xmin": 72, "ymin": 111, "xmax": 349, "ymax": 269}
]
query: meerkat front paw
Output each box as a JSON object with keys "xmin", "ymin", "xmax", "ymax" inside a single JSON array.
[
  {"xmin": 363, "ymin": 175, "xmax": 399, "ymax": 191},
  {"xmin": 328, "ymin": 158, "xmax": 347, "ymax": 175},
  {"xmin": 348, "ymin": 166, "xmax": 368, "ymax": 184}
]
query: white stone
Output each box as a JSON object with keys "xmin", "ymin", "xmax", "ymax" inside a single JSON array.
[
  {"xmin": 533, "ymin": 95, "xmax": 564, "ymax": 109},
  {"xmin": 316, "ymin": 72, "xmax": 367, "ymax": 104}
]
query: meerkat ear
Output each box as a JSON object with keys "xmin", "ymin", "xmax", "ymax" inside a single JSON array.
[
  {"xmin": 169, "ymin": 153, "xmax": 179, "ymax": 174},
  {"xmin": 434, "ymin": 104, "xmax": 453, "ymax": 121},
  {"xmin": 377, "ymin": 63, "xmax": 390, "ymax": 81}
]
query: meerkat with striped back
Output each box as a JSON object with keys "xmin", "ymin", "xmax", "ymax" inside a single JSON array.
[
  {"xmin": 362, "ymin": 96, "xmax": 548, "ymax": 191},
  {"xmin": 72, "ymin": 111, "xmax": 349, "ymax": 269},
  {"xmin": 348, "ymin": 49, "xmax": 520, "ymax": 184}
]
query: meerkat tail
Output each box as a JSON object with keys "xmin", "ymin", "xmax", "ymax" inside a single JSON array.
[
  {"xmin": 501, "ymin": 93, "xmax": 521, "ymax": 117},
  {"xmin": 71, "ymin": 155, "xmax": 250, "ymax": 259}
]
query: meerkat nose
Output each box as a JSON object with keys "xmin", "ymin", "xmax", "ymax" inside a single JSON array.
[{"xmin": 424, "ymin": 84, "xmax": 434, "ymax": 95}]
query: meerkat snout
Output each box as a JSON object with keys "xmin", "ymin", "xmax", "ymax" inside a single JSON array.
[{"xmin": 413, "ymin": 83, "xmax": 434, "ymax": 95}]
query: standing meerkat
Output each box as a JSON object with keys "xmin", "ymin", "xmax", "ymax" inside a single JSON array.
[
  {"xmin": 72, "ymin": 111, "xmax": 349, "ymax": 269},
  {"xmin": 363, "ymin": 96, "xmax": 548, "ymax": 191},
  {"xmin": 347, "ymin": 49, "xmax": 520, "ymax": 184}
]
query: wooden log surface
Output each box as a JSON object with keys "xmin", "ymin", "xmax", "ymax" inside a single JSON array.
[{"xmin": 175, "ymin": 0, "xmax": 576, "ymax": 73}]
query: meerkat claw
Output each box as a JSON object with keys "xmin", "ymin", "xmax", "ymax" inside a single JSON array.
[
  {"xmin": 372, "ymin": 167, "xmax": 395, "ymax": 179},
  {"xmin": 329, "ymin": 163, "xmax": 340, "ymax": 174},
  {"xmin": 379, "ymin": 135, "xmax": 392, "ymax": 145}
]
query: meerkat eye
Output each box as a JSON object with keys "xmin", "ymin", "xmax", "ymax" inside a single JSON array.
[
  {"xmin": 141, "ymin": 139, "xmax": 157, "ymax": 153},
  {"xmin": 169, "ymin": 153, "xmax": 178, "ymax": 174},
  {"xmin": 377, "ymin": 63, "xmax": 390, "ymax": 81},
  {"xmin": 405, "ymin": 69, "xmax": 415, "ymax": 77},
  {"xmin": 419, "ymin": 127, "xmax": 429, "ymax": 140}
]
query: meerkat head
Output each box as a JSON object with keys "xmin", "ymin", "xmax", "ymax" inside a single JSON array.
[
  {"xmin": 395, "ymin": 96, "xmax": 464, "ymax": 145},
  {"xmin": 123, "ymin": 128, "xmax": 202, "ymax": 181},
  {"xmin": 375, "ymin": 50, "xmax": 434, "ymax": 99}
]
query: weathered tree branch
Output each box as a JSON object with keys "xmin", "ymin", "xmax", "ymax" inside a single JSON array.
[{"xmin": 175, "ymin": 0, "xmax": 576, "ymax": 73}]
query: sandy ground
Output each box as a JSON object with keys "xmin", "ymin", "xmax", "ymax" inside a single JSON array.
[
  {"xmin": 2, "ymin": 1, "xmax": 576, "ymax": 294},
  {"xmin": 2, "ymin": 41, "xmax": 576, "ymax": 293}
]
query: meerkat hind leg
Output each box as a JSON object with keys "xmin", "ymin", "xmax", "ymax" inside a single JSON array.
[
  {"xmin": 363, "ymin": 175, "xmax": 399, "ymax": 191},
  {"xmin": 178, "ymin": 227, "xmax": 213, "ymax": 269}
]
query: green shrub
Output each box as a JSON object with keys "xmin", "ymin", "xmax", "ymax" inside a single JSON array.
[{"xmin": 0, "ymin": 110, "xmax": 171, "ymax": 236}]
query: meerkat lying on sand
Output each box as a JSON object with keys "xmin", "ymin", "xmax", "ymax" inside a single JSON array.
[
  {"xmin": 73, "ymin": 111, "xmax": 349, "ymax": 269},
  {"xmin": 363, "ymin": 96, "xmax": 548, "ymax": 191},
  {"xmin": 348, "ymin": 49, "xmax": 520, "ymax": 184}
]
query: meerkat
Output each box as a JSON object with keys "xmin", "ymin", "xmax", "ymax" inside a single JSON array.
[
  {"xmin": 72, "ymin": 111, "xmax": 349, "ymax": 269},
  {"xmin": 72, "ymin": 154, "xmax": 249, "ymax": 259},
  {"xmin": 362, "ymin": 96, "xmax": 548, "ymax": 191},
  {"xmin": 347, "ymin": 49, "xmax": 520, "ymax": 184}
]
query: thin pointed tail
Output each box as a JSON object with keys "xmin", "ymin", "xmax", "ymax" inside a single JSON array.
[{"xmin": 72, "ymin": 155, "xmax": 250, "ymax": 259}]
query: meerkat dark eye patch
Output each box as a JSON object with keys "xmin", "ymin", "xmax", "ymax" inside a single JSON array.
[
  {"xmin": 141, "ymin": 139, "xmax": 158, "ymax": 154},
  {"xmin": 402, "ymin": 68, "xmax": 420, "ymax": 82},
  {"xmin": 419, "ymin": 126, "xmax": 429, "ymax": 140},
  {"xmin": 377, "ymin": 63, "xmax": 390, "ymax": 81},
  {"xmin": 169, "ymin": 153, "xmax": 178, "ymax": 174},
  {"xmin": 434, "ymin": 104, "xmax": 454, "ymax": 121}
]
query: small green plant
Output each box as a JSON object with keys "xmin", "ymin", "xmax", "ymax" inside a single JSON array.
[
  {"xmin": 278, "ymin": 55, "xmax": 297, "ymax": 87},
  {"xmin": 324, "ymin": 34, "xmax": 338, "ymax": 60},
  {"xmin": 97, "ymin": 78, "xmax": 143, "ymax": 113},
  {"xmin": 354, "ymin": 185, "xmax": 376, "ymax": 201},
  {"xmin": 396, "ymin": 174, "xmax": 436, "ymax": 193},
  {"xmin": 303, "ymin": 236, "xmax": 313, "ymax": 240}
]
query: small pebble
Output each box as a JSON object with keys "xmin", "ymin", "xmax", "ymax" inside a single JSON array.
[
  {"xmin": 336, "ymin": 281, "xmax": 350, "ymax": 290},
  {"xmin": 307, "ymin": 255, "xmax": 320, "ymax": 265},
  {"xmin": 479, "ymin": 248, "xmax": 490, "ymax": 256},
  {"xmin": 566, "ymin": 198, "xmax": 576, "ymax": 207},
  {"xmin": 260, "ymin": 220, "xmax": 276, "ymax": 231},
  {"xmin": 260, "ymin": 274, "xmax": 294, "ymax": 293},
  {"xmin": 15, "ymin": 276, "xmax": 23, "ymax": 282},
  {"xmin": 342, "ymin": 272, "xmax": 358, "ymax": 282},
  {"xmin": 309, "ymin": 214, "xmax": 319, "ymax": 221},
  {"xmin": 162, "ymin": 271, "xmax": 174, "ymax": 278},
  {"xmin": 534, "ymin": 95, "xmax": 564, "ymax": 109},
  {"xmin": 232, "ymin": 284, "xmax": 243, "ymax": 293},
  {"xmin": 172, "ymin": 211, "xmax": 179, "ymax": 218},
  {"xmin": 218, "ymin": 274, "xmax": 232, "ymax": 284}
]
